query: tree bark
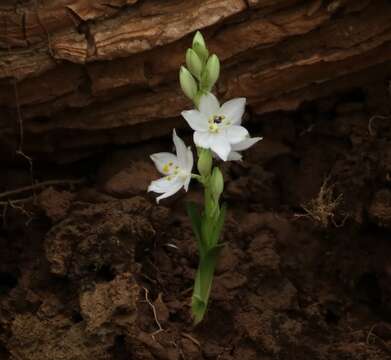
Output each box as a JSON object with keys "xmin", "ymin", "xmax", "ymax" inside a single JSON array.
[{"xmin": 1, "ymin": 0, "xmax": 391, "ymax": 162}]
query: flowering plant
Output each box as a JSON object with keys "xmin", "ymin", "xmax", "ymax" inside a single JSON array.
[{"xmin": 148, "ymin": 32, "xmax": 262, "ymax": 324}]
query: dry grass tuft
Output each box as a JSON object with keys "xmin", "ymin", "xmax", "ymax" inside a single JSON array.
[{"xmin": 299, "ymin": 177, "xmax": 347, "ymax": 228}]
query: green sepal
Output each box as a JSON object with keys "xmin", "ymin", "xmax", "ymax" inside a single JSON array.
[{"xmin": 209, "ymin": 202, "xmax": 227, "ymax": 247}]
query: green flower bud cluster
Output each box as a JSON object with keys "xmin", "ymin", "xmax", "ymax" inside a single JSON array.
[{"xmin": 179, "ymin": 31, "xmax": 220, "ymax": 105}]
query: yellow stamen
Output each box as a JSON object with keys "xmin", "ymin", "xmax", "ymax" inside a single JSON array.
[{"xmin": 209, "ymin": 124, "xmax": 219, "ymax": 133}]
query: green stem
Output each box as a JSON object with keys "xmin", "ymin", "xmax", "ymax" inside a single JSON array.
[{"xmin": 189, "ymin": 162, "xmax": 226, "ymax": 324}]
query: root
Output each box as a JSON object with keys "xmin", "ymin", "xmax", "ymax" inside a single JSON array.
[
  {"xmin": 1, "ymin": 197, "xmax": 36, "ymax": 227},
  {"xmin": 143, "ymin": 287, "xmax": 164, "ymax": 339},
  {"xmin": 296, "ymin": 176, "xmax": 347, "ymax": 228},
  {"xmin": 366, "ymin": 323, "xmax": 391, "ymax": 353},
  {"xmin": 181, "ymin": 333, "xmax": 200, "ymax": 348},
  {"xmin": 4, "ymin": 16, "xmax": 34, "ymax": 181}
]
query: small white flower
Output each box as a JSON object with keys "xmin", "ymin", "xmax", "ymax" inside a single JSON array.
[
  {"xmin": 148, "ymin": 130, "xmax": 193, "ymax": 203},
  {"xmin": 181, "ymin": 92, "xmax": 248, "ymax": 161},
  {"xmin": 228, "ymin": 136, "xmax": 263, "ymax": 161}
]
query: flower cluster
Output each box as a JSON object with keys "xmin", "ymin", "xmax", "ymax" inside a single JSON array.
[{"xmin": 148, "ymin": 32, "xmax": 261, "ymax": 202}]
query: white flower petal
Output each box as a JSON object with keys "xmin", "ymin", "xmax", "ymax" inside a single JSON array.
[
  {"xmin": 148, "ymin": 176, "xmax": 178, "ymax": 193},
  {"xmin": 199, "ymin": 93, "xmax": 220, "ymax": 118},
  {"xmin": 220, "ymin": 97, "xmax": 246, "ymax": 124},
  {"xmin": 194, "ymin": 131, "xmax": 212, "ymax": 149},
  {"xmin": 150, "ymin": 153, "xmax": 178, "ymax": 175},
  {"xmin": 156, "ymin": 180, "xmax": 184, "ymax": 203},
  {"xmin": 210, "ymin": 133, "xmax": 231, "ymax": 161},
  {"xmin": 173, "ymin": 129, "xmax": 188, "ymax": 169},
  {"xmin": 181, "ymin": 110, "xmax": 208, "ymax": 131},
  {"xmin": 183, "ymin": 175, "xmax": 191, "ymax": 192},
  {"xmin": 225, "ymin": 125, "xmax": 248, "ymax": 144},
  {"xmin": 185, "ymin": 146, "xmax": 194, "ymax": 173},
  {"xmin": 149, "ymin": 175, "xmax": 185, "ymax": 203},
  {"xmin": 232, "ymin": 137, "xmax": 263, "ymax": 152},
  {"xmin": 227, "ymin": 151, "xmax": 243, "ymax": 161}
]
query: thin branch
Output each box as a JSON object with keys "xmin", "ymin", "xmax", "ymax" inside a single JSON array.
[
  {"xmin": 0, "ymin": 196, "xmax": 35, "ymax": 206},
  {"xmin": 0, "ymin": 179, "xmax": 85, "ymax": 201}
]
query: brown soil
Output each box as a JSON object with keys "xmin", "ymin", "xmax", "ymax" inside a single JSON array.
[{"xmin": 1, "ymin": 86, "xmax": 391, "ymax": 359}]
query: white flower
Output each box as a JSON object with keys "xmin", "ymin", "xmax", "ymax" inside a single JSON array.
[
  {"xmin": 181, "ymin": 92, "xmax": 248, "ymax": 161},
  {"xmin": 228, "ymin": 136, "xmax": 263, "ymax": 161},
  {"xmin": 148, "ymin": 130, "xmax": 193, "ymax": 203}
]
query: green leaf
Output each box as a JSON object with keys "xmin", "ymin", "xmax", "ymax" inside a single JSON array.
[
  {"xmin": 186, "ymin": 201, "xmax": 205, "ymax": 256},
  {"xmin": 191, "ymin": 245, "xmax": 222, "ymax": 324}
]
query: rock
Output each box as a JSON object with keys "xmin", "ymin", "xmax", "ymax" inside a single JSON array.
[
  {"xmin": 9, "ymin": 313, "xmax": 112, "ymax": 360},
  {"xmin": 44, "ymin": 198, "xmax": 156, "ymax": 277},
  {"xmin": 103, "ymin": 161, "xmax": 157, "ymax": 197},
  {"xmin": 1, "ymin": 1, "xmax": 391, "ymax": 161},
  {"xmin": 79, "ymin": 273, "xmax": 139, "ymax": 334},
  {"xmin": 38, "ymin": 187, "xmax": 75, "ymax": 222}
]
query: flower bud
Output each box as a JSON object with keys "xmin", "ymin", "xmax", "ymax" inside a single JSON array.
[
  {"xmin": 179, "ymin": 66, "xmax": 197, "ymax": 100},
  {"xmin": 210, "ymin": 167, "xmax": 224, "ymax": 201},
  {"xmin": 186, "ymin": 48, "xmax": 203, "ymax": 80},
  {"xmin": 193, "ymin": 43, "xmax": 209, "ymax": 63},
  {"xmin": 192, "ymin": 32, "xmax": 209, "ymax": 63},
  {"xmin": 197, "ymin": 149, "xmax": 212, "ymax": 177},
  {"xmin": 192, "ymin": 31, "xmax": 206, "ymax": 49},
  {"xmin": 204, "ymin": 54, "xmax": 220, "ymax": 90}
]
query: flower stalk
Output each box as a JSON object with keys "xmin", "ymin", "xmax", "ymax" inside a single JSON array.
[
  {"xmin": 148, "ymin": 31, "xmax": 262, "ymax": 324},
  {"xmin": 187, "ymin": 158, "xmax": 226, "ymax": 324}
]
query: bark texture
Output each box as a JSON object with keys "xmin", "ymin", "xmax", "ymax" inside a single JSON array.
[{"xmin": 1, "ymin": 0, "xmax": 391, "ymax": 161}]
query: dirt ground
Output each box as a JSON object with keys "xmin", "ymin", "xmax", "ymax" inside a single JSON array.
[{"xmin": 1, "ymin": 83, "xmax": 391, "ymax": 359}]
